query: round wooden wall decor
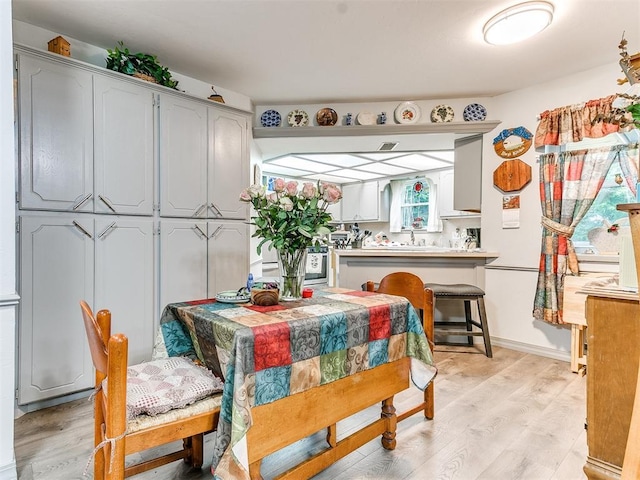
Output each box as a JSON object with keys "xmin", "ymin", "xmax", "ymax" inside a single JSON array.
[
  {"xmin": 493, "ymin": 126, "xmax": 533, "ymax": 158},
  {"xmin": 493, "ymin": 159, "xmax": 532, "ymax": 193}
]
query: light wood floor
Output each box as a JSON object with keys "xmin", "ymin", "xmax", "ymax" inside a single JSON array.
[{"xmin": 14, "ymin": 346, "xmax": 588, "ymax": 480}]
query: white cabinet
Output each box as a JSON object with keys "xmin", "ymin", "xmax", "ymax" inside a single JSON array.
[
  {"xmin": 438, "ymin": 169, "xmax": 479, "ymax": 218},
  {"xmin": 453, "ymin": 135, "xmax": 483, "ymax": 213},
  {"xmin": 18, "ymin": 54, "xmax": 93, "ymax": 212},
  {"xmin": 325, "ymin": 201, "xmax": 342, "ymax": 222},
  {"xmin": 18, "ymin": 215, "xmax": 94, "ymax": 404},
  {"xmin": 94, "ymin": 216, "xmax": 155, "ymax": 365},
  {"xmin": 159, "ymin": 220, "xmax": 249, "ymax": 307},
  {"xmin": 18, "ymin": 53, "xmax": 155, "ymax": 215},
  {"xmin": 160, "ymin": 96, "xmax": 249, "ymax": 220},
  {"xmin": 93, "ymin": 76, "xmax": 155, "ymax": 215},
  {"xmin": 18, "ymin": 214, "xmax": 154, "ymax": 404},
  {"xmin": 341, "ymin": 181, "xmax": 389, "ymax": 222}
]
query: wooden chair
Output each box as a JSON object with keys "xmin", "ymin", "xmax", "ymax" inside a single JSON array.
[
  {"xmin": 617, "ymin": 204, "xmax": 640, "ymax": 479},
  {"xmin": 80, "ymin": 301, "xmax": 222, "ymax": 479},
  {"xmin": 365, "ymin": 272, "xmax": 435, "ymax": 420}
]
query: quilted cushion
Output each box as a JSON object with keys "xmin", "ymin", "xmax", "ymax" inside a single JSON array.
[{"xmin": 114, "ymin": 357, "xmax": 224, "ymax": 419}]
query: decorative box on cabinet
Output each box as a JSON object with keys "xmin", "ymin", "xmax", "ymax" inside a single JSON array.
[
  {"xmin": 341, "ymin": 181, "xmax": 389, "ymax": 222},
  {"xmin": 159, "ymin": 95, "xmax": 249, "ymax": 220},
  {"xmin": 584, "ymin": 292, "xmax": 640, "ymax": 480},
  {"xmin": 17, "ymin": 51, "xmax": 155, "ymax": 215},
  {"xmin": 159, "ymin": 219, "xmax": 249, "ymax": 307},
  {"xmin": 18, "ymin": 213, "xmax": 154, "ymax": 404}
]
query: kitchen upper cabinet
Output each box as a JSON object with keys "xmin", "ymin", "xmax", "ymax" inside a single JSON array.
[
  {"xmin": 438, "ymin": 169, "xmax": 479, "ymax": 218},
  {"xmin": 18, "ymin": 54, "xmax": 93, "ymax": 212},
  {"xmin": 159, "ymin": 95, "xmax": 209, "ymax": 218},
  {"xmin": 341, "ymin": 181, "xmax": 389, "ymax": 222},
  {"xmin": 18, "ymin": 214, "xmax": 155, "ymax": 404},
  {"xmin": 453, "ymin": 134, "xmax": 483, "ymax": 213},
  {"xmin": 93, "ymin": 76, "xmax": 155, "ymax": 215},
  {"xmin": 18, "ymin": 52, "xmax": 155, "ymax": 215},
  {"xmin": 160, "ymin": 220, "xmax": 249, "ymax": 307},
  {"xmin": 209, "ymin": 109, "xmax": 249, "ymax": 219},
  {"xmin": 160, "ymin": 97, "xmax": 249, "ymax": 220}
]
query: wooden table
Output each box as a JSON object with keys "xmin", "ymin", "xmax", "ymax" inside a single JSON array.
[
  {"xmin": 584, "ymin": 290, "xmax": 640, "ymax": 480},
  {"xmin": 159, "ymin": 287, "xmax": 436, "ymax": 480}
]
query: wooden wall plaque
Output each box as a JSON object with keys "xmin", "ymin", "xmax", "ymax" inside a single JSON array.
[{"xmin": 493, "ymin": 159, "xmax": 532, "ymax": 192}]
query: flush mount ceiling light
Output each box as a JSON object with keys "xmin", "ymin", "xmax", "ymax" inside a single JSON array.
[{"xmin": 483, "ymin": 1, "xmax": 554, "ymax": 46}]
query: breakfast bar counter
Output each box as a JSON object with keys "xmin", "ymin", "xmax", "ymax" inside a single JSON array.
[{"xmin": 332, "ymin": 247, "xmax": 499, "ymax": 290}]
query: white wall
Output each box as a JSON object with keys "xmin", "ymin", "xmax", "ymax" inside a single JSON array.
[
  {"xmin": 1, "ymin": 1, "xmax": 18, "ymax": 478},
  {"xmin": 482, "ymin": 62, "xmax": 627, "ymax": 357}
]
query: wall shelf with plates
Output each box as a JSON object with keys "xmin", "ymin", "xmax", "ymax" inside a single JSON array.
[{"xmin": 253, "ymin": 120, "xmax": 501, "ymax": 138}]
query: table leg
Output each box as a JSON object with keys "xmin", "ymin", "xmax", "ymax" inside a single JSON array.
[
  {"xmin": 381, "ymin": 397, "xmax": 397, "ymax": 450},
  {"xmin": 326, "ymin": 424, "xmax": 337, "ymax": 447}
]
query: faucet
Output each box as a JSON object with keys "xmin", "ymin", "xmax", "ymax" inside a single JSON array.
[{"xmin": 410, "ymin": 229, "xmax": 415, "ymax": 245}]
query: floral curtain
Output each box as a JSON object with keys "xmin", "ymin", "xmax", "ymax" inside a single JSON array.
[
  {"xmin": 532, "ymin": 146, "xmax": 625, "ymax": 324},
  {"xmin": 534, "ymin": 95, "xmax": 623, "ymax": 149}
]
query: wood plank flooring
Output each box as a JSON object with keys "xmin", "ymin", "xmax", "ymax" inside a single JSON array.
[{"xmin": 14, "ymin": 346, "xmax": 588, "ymax": 479}]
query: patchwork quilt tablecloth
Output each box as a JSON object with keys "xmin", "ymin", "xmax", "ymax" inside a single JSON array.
[{"xmin": 159, "ymin": 287, "xmax": 436, "ymax": 480}]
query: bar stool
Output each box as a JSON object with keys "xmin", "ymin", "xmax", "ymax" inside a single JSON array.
[{"xmin": 424, "ymin": 283, "xmax": 492, "ymax": 358}]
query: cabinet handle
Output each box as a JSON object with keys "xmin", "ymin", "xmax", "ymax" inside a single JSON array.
[
  {"xmin": 209, "ymin": 225, "xmax": 223, "ymax": 239},
  {"xmin": 193, "ymin": 224, "xmax": 207, "ymax": 239},
  {"xmin": 97, "ymin": 222, "xmax": 117, "ymax": 239},
  {"xmin": 209, "ymin": 203, "xmax": 222, "ymax": 216},
  {"xmin": 72, "ymin": 193, "xmax": 92, "ymax": 211},
  {"xmin": 72, "ymin": 220, "xmax": 93, "ymax": 239},
  {"xmin": 193, "ymin": 204, "xmax": 207, "ymax": 217},
  {"xmin": 98, "ymin": 195, "xmax": 117, "ymax": 213}
]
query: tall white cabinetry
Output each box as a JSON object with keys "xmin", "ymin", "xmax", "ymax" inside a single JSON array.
[{"xmin": 15, "ymin": 45, "xmax": 250, "ymax": 404}]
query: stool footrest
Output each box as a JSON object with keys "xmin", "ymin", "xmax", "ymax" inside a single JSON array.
[{"xmin": 435, "ymin": 330, "xmax": 485, "ymax": 337}]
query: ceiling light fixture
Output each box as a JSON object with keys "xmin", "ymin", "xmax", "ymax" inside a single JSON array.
[{"xmin": 483, "ymin": 1, "xmax": 554, "ymax": 46}]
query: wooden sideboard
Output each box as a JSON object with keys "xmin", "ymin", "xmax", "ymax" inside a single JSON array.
[{"xmin": 584, "ymin": 292, "xmax": 640, "ymax": 480}]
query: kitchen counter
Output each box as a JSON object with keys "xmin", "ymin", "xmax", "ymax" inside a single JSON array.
[
  {"xmin": 334, "ymin": 247, "xmax": 499, "ymax": 259},
  {"xmin": 332, "ymin": 247, "xmax": 499, "ymax": 290}
]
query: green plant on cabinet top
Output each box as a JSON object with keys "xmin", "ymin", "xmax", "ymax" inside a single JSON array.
[{"xmin": 105, "ymin": 41, "xmax": 179, "ymax": 90}]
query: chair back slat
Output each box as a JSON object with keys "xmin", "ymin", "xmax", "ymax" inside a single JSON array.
[{"xmin": 80, "ymin": 300, "xmax": 109, "ymax": 375}]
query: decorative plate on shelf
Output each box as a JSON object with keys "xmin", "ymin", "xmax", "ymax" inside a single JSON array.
[
  {"xmin": 430, "ymin": 104, "xmax": 455, "ymax": 123},
  {"xmin": 215, "ymin": 290, "xmax": 251, "ymax": 304},
  {"xmin": 394, "ymin": 102, "xmax": 421, "ymax": 124},
  {"xmin": 287, "ymin": 109, "xmax": 309, "ymax": 127},
  {"xmin": 316, "ymin": 107, "xmax": 338, "ymax": 126},
  {"xmin": 260, "ymin": 109, "xmax": 281, "ymax": 127},
  {"xmin": 357, "ymin": 111, "xmax": 377, "ymax": 125},
  {"xmin": 463, "ymin": 103, "xmax": 487, "ymax": 122}
]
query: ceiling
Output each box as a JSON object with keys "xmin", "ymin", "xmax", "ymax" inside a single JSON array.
[
  {"xmin": 11, "ymin": 0, "xmax": 640, "ymax": 182},
  {"xmin": 11, "ymin": 0, "xmax": 640, "ymax": 105}
]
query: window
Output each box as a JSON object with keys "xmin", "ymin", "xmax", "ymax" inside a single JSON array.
[
  {"xmin": 573, "ymin": 162, "xmax": 635, "ymax": 254},
  {"xmin": 401, "ymin": 179, "xmax": 430, "ymax": 230}
]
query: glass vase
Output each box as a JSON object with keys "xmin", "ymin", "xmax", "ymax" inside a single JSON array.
[{"xmin": 277, "ymin": 248, "xmax": 308, "ymax": 301}]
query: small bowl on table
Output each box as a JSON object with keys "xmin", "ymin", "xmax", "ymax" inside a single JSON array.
[{"xmin": 251, "ymin": 282, "xmax": 280, "ymax": 306}]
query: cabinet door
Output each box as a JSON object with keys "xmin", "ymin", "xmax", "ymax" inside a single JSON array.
[
  {"xmin": 18, "ymin": 54, "xmax": 94, "ymax": 212},
  {"xmin": 159, "ymin": 219, "xmax": 208, "ymax": 307},
  {"xmin": 18, "ymin": 215, "xmax": 94, "ymax": 404},
  {"xmin": 454, "ymin": 135, "xmax": 483, "ymax": 213},
  {"xmin": 326, "ymin": 201, "xmax": 341, "ymax": 222},
  {"xmin": 94, "ymin": 76, "xmax": 155, "ymax": 215},
  {"xmin": 95, "ymin": 217, "xmax": 155, "ymax": 364},
  {"xmin": 208, "ymin": 108, "xmax": 249, "ymax": 219},
  {"xmin": 207, "ymin": 221, "xmax": 249, "ymax": 296},
  {"xmin": 159, "ymin": 95, "xmax": 208, "ymax": 217},
  {"xmin": 341, "ymin": 181, "xmax": 379, "ymax": 221}
]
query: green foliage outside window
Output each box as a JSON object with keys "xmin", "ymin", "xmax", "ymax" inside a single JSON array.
[
  {"xmin": 401, "ymin": 180, "xmax": 430, "ymax": 229},
  {"xmin": 572, "ymin": 164, "xmax": 635, "ymax": 246}
]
